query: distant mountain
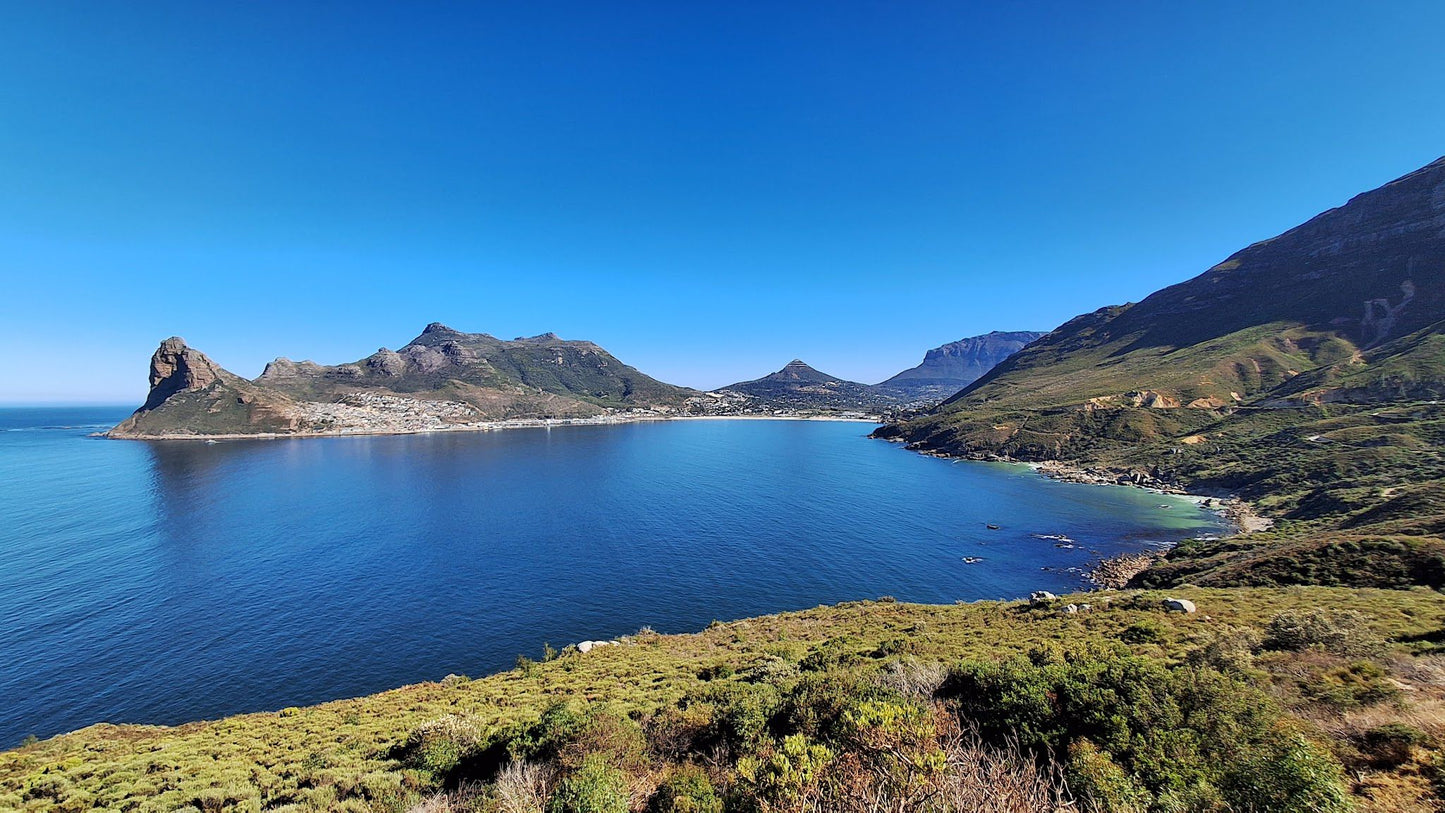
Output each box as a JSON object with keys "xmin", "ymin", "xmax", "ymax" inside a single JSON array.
[
  {"xmin": 110, "ymin": 324, "xmax": 695, "ymax": 437},
  {"xmin": 876, "ymin": 331, "xmax": 1044, "ymax": 400},
  {"xmin": 715, "ymin": 360, "xmax": 892, "ymax": 411}
]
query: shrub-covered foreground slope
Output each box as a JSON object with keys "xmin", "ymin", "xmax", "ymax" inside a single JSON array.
[
  {"xmin": 877, "ymin": 157, "xmax": 1445, "ymax": 588},
  {"xmin": 8, "ymin": 588, "xmax": 1445, "ymax": 812}
]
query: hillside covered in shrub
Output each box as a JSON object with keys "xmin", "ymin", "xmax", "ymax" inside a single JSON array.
[{"xmin": 6, "ymin": 587, "xmax": 1445, "ymax": 812}]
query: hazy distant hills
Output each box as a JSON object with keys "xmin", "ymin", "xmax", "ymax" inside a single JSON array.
[
  {"xmin": 711, "ymin": 336, "xmax": 1044, "ymax": 412},
  {"xmin": 874, "ymin": 331, "xmax": 1044, "ymax": 400}
]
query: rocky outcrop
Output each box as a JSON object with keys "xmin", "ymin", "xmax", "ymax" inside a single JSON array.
[
  {"xmin": 111, "ymin": 338, "xmax": 304, "ymax": 438},
  {"xmin": 257, "ymin": 357, "xmax": 324, "ymax": 381},
  {"xmin": 142, "ymin": 337, "xmax": 224, "ymax": 410}
]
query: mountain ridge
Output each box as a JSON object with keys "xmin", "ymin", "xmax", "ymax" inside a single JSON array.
[
  {"xmin": 110, "ymin": 326, "xmax": 698, "ymax": 437},
  {"xmin": 877, "ymin": 154, "xmax": 1445, "ymax": 589},
  {"xmin": 939, "ymin": 155, "xmax": 1445, "ymax": 413},
  {"xmin": 876, "ymin": 330, "xmax": 1044, "ymax": 400}
]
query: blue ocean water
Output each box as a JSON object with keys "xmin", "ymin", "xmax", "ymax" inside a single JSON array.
[{"xmin": 0, "ymin": 407, "xmax": 1226, "ymax": 743}]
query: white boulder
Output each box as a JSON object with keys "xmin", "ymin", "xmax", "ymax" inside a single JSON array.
[{"xmin": 1162, "ymin": 598, "xmax": 1197, "ymax": 613}]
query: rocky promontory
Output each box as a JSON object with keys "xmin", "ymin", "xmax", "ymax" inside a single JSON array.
[{"xmin": 109, "ymin": 326, "xmax": 697, "ymax": 438}]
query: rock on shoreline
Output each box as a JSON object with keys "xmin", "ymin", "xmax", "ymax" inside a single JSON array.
[{"xmin": 1087, "ymin": 551, "xmax": 1166, "ymax": 590}]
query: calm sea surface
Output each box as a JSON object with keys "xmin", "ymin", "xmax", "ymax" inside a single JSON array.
[{"xmin": 0, "ymin": 406, "xmax": 1227, "ymax": 743}]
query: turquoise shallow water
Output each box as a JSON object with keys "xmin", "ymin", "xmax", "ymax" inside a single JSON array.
[{"xmin": 0, "ymin": 407, "xmax": 1226, "ymax": 743}]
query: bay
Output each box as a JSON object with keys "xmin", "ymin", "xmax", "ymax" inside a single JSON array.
[{"xmin": 0, "ymin": 407, "xmax": 1226, "ymax": 743}]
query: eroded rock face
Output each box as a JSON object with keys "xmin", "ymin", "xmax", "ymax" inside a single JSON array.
[
  {"xmin": 365, "ymin": 349, "xmax": 407, "ymax": 376},
  {"xmin": 143, "ymin": 337, "xmax": 223, "ymax": 411},
  {"xmin": 258, "ymin": 357, "xmax": 323, "ymax": 381}
]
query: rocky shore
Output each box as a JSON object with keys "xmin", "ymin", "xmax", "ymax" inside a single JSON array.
[
  {"xmin": 1030, "ymin": 461, "xmax": 1272, "ymax": 531},
  {"xmin": 878, "ymin": 438, "xmax": 1275, "ymax": 589},
  {"xmin": 1086, "ymin": 551, "xmax": 1166, "ymax": 589},
  {"xmin": 1030, "ymin": 462, "xmax": 1274, "ymax": 587},
  {"xmin": 105, "ymin": 403, "xmax": 883, "ymax": 441}
]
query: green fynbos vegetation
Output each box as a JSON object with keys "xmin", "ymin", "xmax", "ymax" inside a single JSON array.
[{"xmin": 8, "ymin": 588, "xmax": 1445, "ymax": 812}]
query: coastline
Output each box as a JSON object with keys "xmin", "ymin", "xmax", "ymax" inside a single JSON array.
[
  {"xmin": 1027, "ymin": 460, "xmax": 1269, "ymax": 589},
  {"xmin": 110, "ymin": 411, "xmax": 1252, "ymax": 592},
  {"xmin": 101, "ymin": 412, "xmax": 884, "ymax": 441},
  {"xmin": 879, "ymin": 438, "xmax": 1272, "ymax": 589}
]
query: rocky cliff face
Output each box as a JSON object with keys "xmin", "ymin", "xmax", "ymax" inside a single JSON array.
[
  {"xmin": 111, "ymin": 338, "xmax": 303, "ymax": 437},
  {"xmin": 876, "ymin": 331, "xmax": 1044, "ymax": 400},
  {"xmin": 141, "ymin": 337, "xmax": 224, "ymax": 410}
]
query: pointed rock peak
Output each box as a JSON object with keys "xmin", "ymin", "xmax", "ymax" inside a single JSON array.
[
  {"xmin": 408, "ymin": 323, "xmax": 501, "ymax": 348},
  {"xmin": 759, "ymin": 359, "xmax": 841, "ymax": 383},
  {"xmin": 158, "ymin": 336, "xmax": 188, "ymax": 354},
  {"xmin": 517, "ymin": 332, "xmax": 561, "ymax": 342},
  {"xmin": 142, "ymin": 337, "xmax": 224, "ymax": 411}
]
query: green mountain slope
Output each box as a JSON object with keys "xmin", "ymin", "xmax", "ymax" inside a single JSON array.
[
  {"xmin": 257, "ymin": 323, "xmax": 692, "ymax": 413},
  {"xmin": 878, "ymin": 156, "xmax": 1445, "ymax": 588},
  {"xmin": 716, "ymin": 360, "xmax": 894, "ymax": 410},
  {"xmin": 939, "ymin": 155, "xmax": 1445, "ymax": 413}
]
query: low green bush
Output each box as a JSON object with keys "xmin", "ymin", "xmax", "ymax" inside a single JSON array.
[
  {"xmin": 401, "ymin": 714, "xmax": 484, "ymax": 778},
  {"xmin": 940, "ymin": 651, "xmax": 1349, "ymax": 811},
  {"xmin": 646, "ymin": 764, "xmax": 721, "ymax": 813},
  {"xmin": 1298, "ymin": 660, "xmax": 1399, "ymax": 708},
  {"xmin": 548, "ymin": 754, "xmax": 627, "ymax": 813},
  {"xmin": 1220, "ymin": 735, "xmax": 1352, "ymax": 813},
  {"xmin": 686, "ymin": 681, "xmax": 782, "ymax": 755},
  {"xmin": 1358, "ymin": 722, "xmax": 1429, "ymax": 768},
  {"xmin": 1263, "ymin": 608, "xmax": 1382, "ymax": 656},
  {"xmin": 508, "ymin": 703, "xmax": 646, "ymax": 772},
  {"xmin": 732, "ymin": 734, "xmax": 832, "ymax": 813}
]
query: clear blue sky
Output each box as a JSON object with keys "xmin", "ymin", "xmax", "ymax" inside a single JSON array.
[{"xmin": 2, "ymin": 1, "xmax": 1443, "ymax": 402}]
